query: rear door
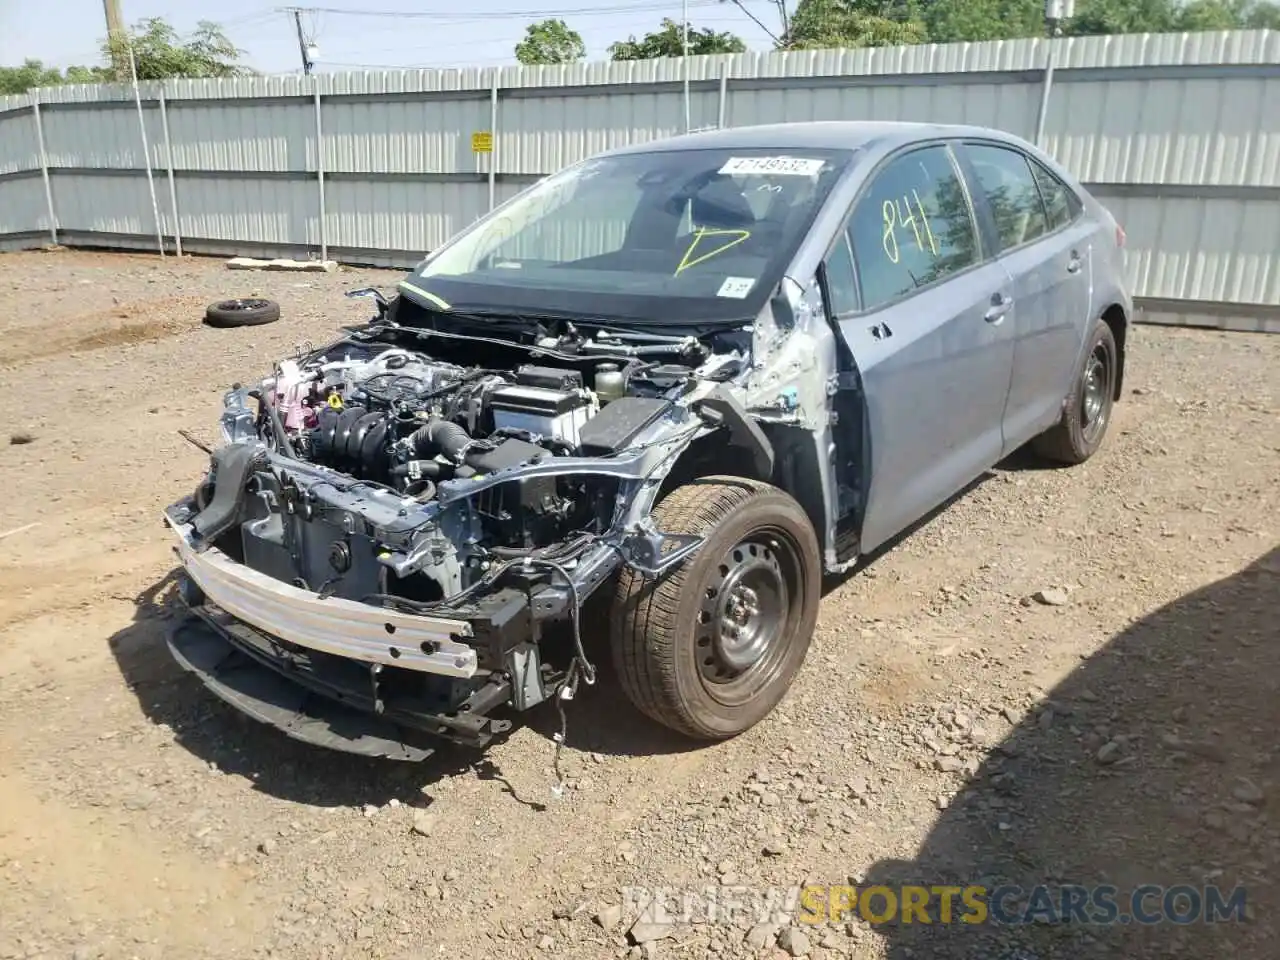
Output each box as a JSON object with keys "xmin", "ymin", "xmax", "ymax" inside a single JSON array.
[
  {"xmin": 956, "ymin": 140, "xmax": 1096, "ymax": 450},
  {"xmin": 826, "ymin": 142, "xmax": 1017, "ymax": 554}
]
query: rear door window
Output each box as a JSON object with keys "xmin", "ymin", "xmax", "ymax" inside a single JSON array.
[
  {"xmin": 964, "ymin": 143, "xmax": 1050, "ymax": 252},
  {"xmin": 847, "ymin": 144, "xmax": 981, "ymax": 312}
]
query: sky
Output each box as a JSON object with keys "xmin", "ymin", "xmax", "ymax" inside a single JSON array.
[{"xmin": 0, "ymin": 0, "xmax": 785, "ymax": 74}]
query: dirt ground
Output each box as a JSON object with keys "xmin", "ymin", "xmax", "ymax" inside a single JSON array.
[{"xmin": 0, "ymin": 248, "xmax": 1276, "ymax": 960}]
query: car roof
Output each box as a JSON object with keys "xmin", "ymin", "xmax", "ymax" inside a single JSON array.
[{"xmin": 600, "ymin": 121, "xmax": 1022, "ymax": 158}]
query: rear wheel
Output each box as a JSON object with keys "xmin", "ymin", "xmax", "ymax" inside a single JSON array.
[
  {"xmin": 1032, "ymin": 317, "xmax": 1117, "ymax": 465},
  {"xmin": 610, "ymin": 477, "xmax": 821, "ymax": 740}
]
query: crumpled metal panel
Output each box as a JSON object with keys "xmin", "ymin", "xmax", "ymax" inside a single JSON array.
[{"xmin": 170, "ymin": 522, "xmax": 476, "ymax": 676}]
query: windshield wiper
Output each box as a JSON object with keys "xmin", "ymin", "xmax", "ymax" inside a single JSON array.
[
  {"xmin": 437, "ymin": 305, "xmax": 750, "ymax": 332},
  {"xmin": 442, "ymin": 306, "xmax": 606, "ymax": 325}
]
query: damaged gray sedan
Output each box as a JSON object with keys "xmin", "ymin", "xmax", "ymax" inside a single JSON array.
[{"xmin": 166, "ymin": 121, "xmax": 1131, "ymax": 759}]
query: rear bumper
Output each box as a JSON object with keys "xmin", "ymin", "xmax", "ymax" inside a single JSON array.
[{"xmin": 167, "ymin": 513, "xmax": 480, "ymax": 678}]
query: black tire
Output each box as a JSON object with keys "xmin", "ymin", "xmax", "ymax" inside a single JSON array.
[
  {"xmin": 204, "ymin": 298, "xmax": 280, "ymax": 328},
  {"xmin": 610, "ymin": 477, "xmax": 821, "ymax": 740},
  {"xmin": 1032, "ymin": 317, "xmax": 1118, "ymax": 465}
]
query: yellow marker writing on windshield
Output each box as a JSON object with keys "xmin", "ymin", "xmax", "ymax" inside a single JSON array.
[{"xmin": 675, "ymin": 226, "xmax": 752, "ymax": 276}]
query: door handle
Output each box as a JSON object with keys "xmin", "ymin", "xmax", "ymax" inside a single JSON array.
[
  {"xmin": 1067, "ymin": 249, "xmax": 1083, "ymax": 274},
  {"xmin": 984, "ymin": 293, "xmax": 1013, "ymax": 323}
]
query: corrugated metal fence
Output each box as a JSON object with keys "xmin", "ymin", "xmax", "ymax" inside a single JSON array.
[{"xmin": 1, "ymin": 29, "xmax": 1277, "ymax": 331}]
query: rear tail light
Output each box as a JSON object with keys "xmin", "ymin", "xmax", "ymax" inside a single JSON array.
[{"xmin": 1115, "ymin": 223, "xmax": 1126, "ymax": 248}]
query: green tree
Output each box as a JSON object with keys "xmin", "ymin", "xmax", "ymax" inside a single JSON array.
[
  {"xmin": 1243, "ymin": 0, "xmax": 1280, "ymax": 26},
  {"xmin": 785, "ymin": 0, "xmax": 928, "ymax": 48},
  {"xmin": 0, "ymin": 59, "xmax": 69, "ymax": 95},
  {"xmin": 922, "ymin": 0, "xmax": 1046, "ymax": 42},
  {"xmin": 783, "ymin": 0, "xmax": 1274, "ymax": 47},
  {"xmin": 1, "ymin": 18, "xmax": 244, "ymax": 94},
  {"xmin": 1176, "ymin": 0, "xmax": 1246, "ymax": 29},
  {"xmin": 515, "ymin": 18, "xmax": 587, "ymax": 65},
  {"xmin": 1066, "ymin": 0, "xmax": 1180, "ymax": 35},
  {"xmin": 1173, "ymin": 0, "xmax": 1280, "ymax": 29},
  {"xmin": 609, "ymin": 18, "xmax": 747, "ymax": 59},
  {"xmin": 63, "ymin": 65, "xmax": 110, "ymax": 84},
  {"xmin": 105, "ymin": 17, "xmax": 248, "ymax": 80},
  {"xmin": 0, "ymin": 59, "xmax": 107, "ymax": 95}
]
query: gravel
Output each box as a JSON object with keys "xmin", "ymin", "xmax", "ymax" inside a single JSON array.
[{"xmin": 0, "ymin": 249, "xmax": 1276, "ymax": 960}]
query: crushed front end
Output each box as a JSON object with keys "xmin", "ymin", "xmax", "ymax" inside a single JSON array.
[{"xmin": 163, "ymin": 303, "xmax": 760, "ymax": 758}]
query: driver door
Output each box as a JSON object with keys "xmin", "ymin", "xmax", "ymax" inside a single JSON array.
[{"xmin": 823, "ymin": 142, "xmax": 1017, "ymax": 554}]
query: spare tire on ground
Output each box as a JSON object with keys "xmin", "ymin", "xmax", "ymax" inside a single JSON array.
[{"xmin": 204, "ymin": 298, "xmax": 280, "ymax": 328}]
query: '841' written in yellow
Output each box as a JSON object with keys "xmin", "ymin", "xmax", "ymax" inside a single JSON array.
[{"xmin": 881, "ymin": 191, "xmax": 938, "ymax": 264}]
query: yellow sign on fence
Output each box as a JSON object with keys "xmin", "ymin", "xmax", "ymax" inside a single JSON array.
[{"xmin": 471, "ymin": 131, "xmax": 493, "ymax": 153}]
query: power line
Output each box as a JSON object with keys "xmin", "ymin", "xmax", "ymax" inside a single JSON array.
[
  {"xmin": 284, "ymin": 7, "xmax": 316, "ymax": 74},
  {"xmin": 275, "ymin": 1, "xmax": 729, "ymax": 21},
  {"xmin": 720, "ymin": 0, "xmax": 780, "ymax": 43},
  {"xmin": 269, "ymin": 2, "xmax": 780, "ymax": 74},
  {"xmin": 332, "ymin": 17, "xmax": 753, "ymax": 57}
]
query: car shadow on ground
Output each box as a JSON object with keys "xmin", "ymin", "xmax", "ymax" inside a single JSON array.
[{"xmin": 860, "ymin": 546, "xmax": 1279, "ymax": 960}]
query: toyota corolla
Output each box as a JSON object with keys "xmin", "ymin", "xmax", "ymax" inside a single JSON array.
[{"xmin": 164, "ymin": 121, "xmax": 1131, "ymax": 760}]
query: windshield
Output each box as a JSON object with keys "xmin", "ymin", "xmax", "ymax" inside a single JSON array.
[{"xmin": 404, "ymin": 146, "xmax": 853, "ymax": 323}]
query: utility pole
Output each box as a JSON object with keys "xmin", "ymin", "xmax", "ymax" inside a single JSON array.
[
  {"xmin": 289, "ymin": 8, "xmax": 315, "ymax": 74},
  {"xmin": 682, "ymin": 0, "xmax": 690, "ymax": 132},
  {"xmin": 1044, "ymin": 0, "xmax": 1076, "ymax": 37},
  {"xmin": 103, "ymin": 0, "xmax": 128, "ymax": 81}
]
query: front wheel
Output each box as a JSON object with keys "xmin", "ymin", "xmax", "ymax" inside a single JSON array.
[
  {"xmin": 1032, "ymin": 317, "xmax": 1118, "ymax": 465},
  {"xmin": 609, "ymin": 477, "xmax": 821, "ymax": 740}
]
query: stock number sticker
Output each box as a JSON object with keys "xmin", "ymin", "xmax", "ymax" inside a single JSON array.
[
  {"xmin": 716, "ymin": 276, "xmax": 756, "ymax": 298},
  {"xmin": 719, "ymin": 156, "xmax": 826, "ymax": 177}
]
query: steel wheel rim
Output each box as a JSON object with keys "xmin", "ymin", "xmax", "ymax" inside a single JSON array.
[
  {"xmin": 1081, "ymin": 342, "xmax": 1112, "ymax": 443},
  {"xmin": 218, "ymin": 298, "xmax": 271, "ymax": 311},
  {"xmin": 694, "ymin": 530, "xmax": 803, "ymax": 707}
]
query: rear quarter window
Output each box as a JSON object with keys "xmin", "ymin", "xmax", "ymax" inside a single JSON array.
[
  {"xmin": 847, "ymin": 144, "xmax": 980, "ymax": 312},
  {"xmin": 1028, "ymin": 158, "xmax": 1084, "ymax": 230}
]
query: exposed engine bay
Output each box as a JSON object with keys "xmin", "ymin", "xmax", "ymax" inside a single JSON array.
[
  {"xmin": 208, "ymin": 314, "xmax": 749, "ymax": 578},
  {"xmin": 263, "ymin": 348, "xmax": 616, "ymax": 552},
  {"xmin": 163, "ymin": 294, "xmax": 804, "ymax": 757}
]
